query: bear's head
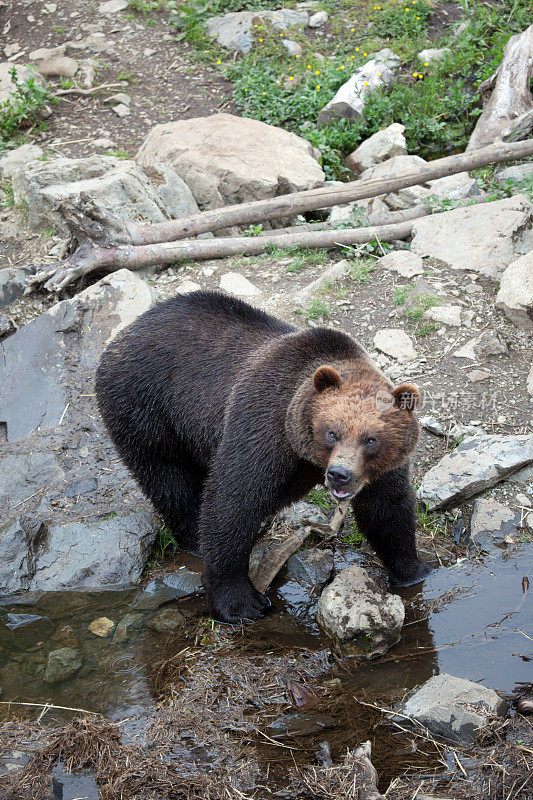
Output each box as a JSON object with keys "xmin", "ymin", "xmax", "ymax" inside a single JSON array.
[{"xmin": 307, "ymin": 364, "xmax": 420, "ymax": 500}]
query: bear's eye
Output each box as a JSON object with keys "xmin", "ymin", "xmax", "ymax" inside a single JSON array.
[
  {"xmin": 328, "ymin": 430, "xmax": 339, "ymax": 442},
  {"xmin": 365, "ymin": 437, "xmax": 378, "ymax": 448}
]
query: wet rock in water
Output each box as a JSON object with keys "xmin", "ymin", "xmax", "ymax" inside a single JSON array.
[
  {"xmin": 267, "ymin": 712, "xmax": 336, "ymax": 737},
  {"xmin": 378, "ymin": 250, "xmax": 424, "ymax": 279},
  {"xmin": 345, "ymin": 123, "xmax": 406, "ymax": 174},
  {"xmin": 393, "ymin": 673, "xmax": 507, "ymax": 743},
  {"xmin": 469, "ymin": 498, "xmax": 522, "ymax": 555},
  {"xmin": 318, "ymin": 49, "xmax": 400, "ymax": 124},
  {"xmin": 278, "ymin": 501, "xmax": 328, "ymax": 527},
  {"xmin": 0, "ymin": 143, "xmax": 43, "ymax": 178},
  {"xmin": 112, "ymin": 612, "xmax": 144, "ymax": 643},
  {"xmin": 134, "ymin": 567, "xmax": 203, "ymax": 611},
  {"xmin": 316, "ymin": 566, "xmax": 404, "ymax": 657},
  {"xmin": 292, "ymin": 260, "xmax": 349, "ymax": 307},
  {"xmin": 495, "ymin": 250, "xmax": 533, "ymax": 331},
  {"xmin": 417, "ymin": 434, "xmax": 533, "ymax": 511},
  {"xmin": 51, "ymin": 763, "xmax": 99, "ymax": 800},
  {"xmin": 411, "ymin": 194, "xmax": 533, "ymax": 277},
  {"xmin": 12, "ymin": 156, "xmax": 200, "ymax": 232},
  {"xmin": 136, "ymin": 114, "xmax": 324, "ymax": 217},
  {"xmin": 145, "ymin": 605, "xmax": 186, "ymax": 633},
  {"xmin": 89, "ymin": 617, "xmax": 115, "ymax": 637},
  {"xmin": 204, "ymin": 9, "xmax": 308, "ymax": 54},
  {"xmin": 285, "ymin": 548, "xmax": 334, "ymax": 589},
  {"xmin": 44, "ymin": 647, "xmax": 82, "ymax": 684},
  {"xmin": 373, "ymin": 328, "xmax": 416, "ymax": 363},
  {"xmin": 1, "ymin": 613, "xmax": 54, "ymax": 649}
]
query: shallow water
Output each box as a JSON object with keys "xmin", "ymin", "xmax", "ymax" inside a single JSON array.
[{"xmin": 0, "ymin": 542, "xmax": 531, "ymax": 788}]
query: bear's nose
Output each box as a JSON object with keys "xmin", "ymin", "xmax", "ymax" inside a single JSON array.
[{"xmin": 327, "ymin": 465, "xmax": 352, "ymax": 485}]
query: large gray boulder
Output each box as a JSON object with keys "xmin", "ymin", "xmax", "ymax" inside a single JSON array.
[
  {"xmin": 417, "ymin": 434, "xmax": 533, "ymax": 510},
  {"xmin": 495, "ymin": 250, "xmax": 533, "ymax": 330},
  {"xmin": 12, "ymin": 156, "xmax": 200, "ymax": 232},
  {"xmin": 394, "ymin": 673, "xmax": 507, "ymax": 743},
  {"xmin": 136, "ymin": 114, "xmax": 324, "ymax": 218},
  {"xmin": 318, "ymin": 50, "xmax": 400, "ymax": 125},
  {"xmin": 205, "ymin": 9, "xmax": 309, "ymax": 54},
  {"xmin": 0, "ymin": 143, "xmax": 44, "ymax": 179},
  {"xmin": 316, "ymin": 565, "xmax": 404, "ymax": 657},
  {"xmin": 411, "ymin": 194, "xmax": 533, "ymax": 277},
  {"xmin": 0, "ymin": 270, "xmax": 159, "ymax": 594}
]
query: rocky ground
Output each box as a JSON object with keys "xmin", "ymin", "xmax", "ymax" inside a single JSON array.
[{"xmin": 0, "ymin": 0, "xmax": 532, "ymax": 798}]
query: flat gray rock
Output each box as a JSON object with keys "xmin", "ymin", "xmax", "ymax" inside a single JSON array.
[
  {"xmin": 134, "ymin": 567, "xmax": 203, "ymax": 610},
  {"xmin": 0, "ymin": 144, "xmax": 43, "ymax": 179},
  {"xmin": 469, "ymin": 497, "xmax": 522, "ymax": 555},
  {"xmin": 205, "ymin": 9, "xmax": 308, "ymax": 54},
  {"xmin": 417, "ymin": 434, "xmax": 533, "ymax": 510},
  {"xmin": 44, "ymin": 647, "xmax": 82, "ymax": 684},
  {"xmin": 285, "ymin": 547, "xmax": 334, "ymax": 589},
  {"xmin": 394, "ymin": 673, "xmax": 507, "ymax": 743},
  {"xmin": 411, "ymin": 194, "xmax": 533, "ymax": 277}
]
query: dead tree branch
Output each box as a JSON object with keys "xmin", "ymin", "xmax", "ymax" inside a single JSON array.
[
  {"xmin": 27, "ymin": 222, "xmax": 414, "ymax": 293},
  {"xmin": 468, "ymin": 24, "xmax": 533, "ymax": 150}
]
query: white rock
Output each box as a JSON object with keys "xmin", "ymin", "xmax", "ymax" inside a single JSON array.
[
  {"xmin": 345, "ymin": 123, "xmax": 406, "ymax": 174},
  {"xmin": 495, "ymin": 251, "xmax": 533, "ymax": 331},
  {"xmin": 136, "ymin": 114, "xmax": 324, "ymax": 214},
  {"xmin": 220, "ymin": 272, "xmax": 262, "ymax": 298},
  {"xmin": 318, "ymin": 49, "xmax": 400, "ymax": 124},
  {"xmin": 282, "ymin": 39, "xmax": 302, "ymax": 56},
  {"xmin": 394, "ymin": 674, "xmax": 506, "ymax": 743},
  {"xmin": 105, "ymin": 92, "xmax": 130, "ymax": 106},
  {"xmin": 374, "ymin": 328, "xmax": 416, "ymax": 363},
  {"xmin": 428, "ymin": 171, "xmax": 480, "ymax": 201},
  {"xmin": 411, "ymin": 194, "xmax": 533, "ymax": 277},
  {"xmin": 528, "ymin": 364, "xmax": 533, "ymax": 397},
  {"xmin": 420, "ymin": 415, "xmax": 445, "ymax": 436},
  {"xmin": 29, "ymin": 44, "xmax": 66, "ymax": 61},
  {"xmin": 317, "ymin": 565, "xmax": 404, "ymax": 657},
  {"xmin": 292, "ymin": 260, "xmax": 349, "ymax": 306},
  {"xmin": 417, "ymin": 48, "xmax": 451, "ymax": 63},
  {"xmin": 359, "ymin": 155, "xmax": 429, "ymax": 210},
  {"xmin": 309, "ymin": 10, "xmax": 328, "ymax": 26},
  {"xmin": 112, "ymin": 102, "xmax": 130, "ymax": 117},
  {"xmin": 176, "ymin": 280, "xmax": 201, "ymax": 293},
  {"xmin": 423, "ymin": 305, "xmax": 463, "ymax": 326},
  {"xmin": 205, "ymin": 9, "xmax": 309, "ymax": 55},
  {"xmin": 35, "ymin": 56, "xmax": 79, "ymax": 78},
  {"xmin": 99, "ymin": 0, "xmax": 129, "ymax": 12},
  {"xmin": 417, "ymin": 434, "xmax": 533, "ymax": 510},
  {"xmin": 495, "ymin": 163, "xmax": 533, "ymax": 183},
  {"xmin": 378, "ymin": 250, "xmax": 424, "ymax": 278},
  {"xmin": 0, "ymin": 144, "xmax": 44, "ymax": 179}
]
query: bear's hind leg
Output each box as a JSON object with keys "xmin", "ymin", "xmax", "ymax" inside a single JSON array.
[{"xmin": 134, "ymin": 459, "xmax": 205, "ymax": 553}]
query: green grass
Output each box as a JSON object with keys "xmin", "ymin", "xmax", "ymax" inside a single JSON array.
[
  {"xmin": 393, "ymin": 285, "xmax": 409, "ymax": 305},
  {"xmin": 298, "ymin": 296, "xmax": 332, "ymax": 322},
  {"xmin": 148, "ymin": 524, "xmax": 179, "ymax": 564},
  {"xmin": 338, "ymin": 516, "xmax": 364, "ymax": 546},
  {"xmin": 170, "ymin": 0, "xmax": 531, "ymax": 173},
  {"xmin": 416, "ymin": 502, "xmax": 448, "ymax": 540},
  {"xmin": 306, "ymin": 485, "xmax": 334, "ymax": 511},
  {"xmin": 0, "ymin": 67, "xmax": 54, "ymax": 142},
  {"xmin": 1, "ymin": 181, "xmax": 14, "ymax": 209},
  {"xmin": 106, "ymin": 148, "xmax": 133, "ymax": 159},
  {"xmin": 349, "ymin": 258, "xmax": 375, "ymax": 284},
  {"xmin": 404, "ymin": 293, "xmax": 439, "ymax": 320}
]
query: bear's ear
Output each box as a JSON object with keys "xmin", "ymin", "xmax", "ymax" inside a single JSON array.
[
  {"xmin": 392, "ymin": 383, "xmax": 420, "ymax": 411},
  {"xmin": 313, "ymin": 365, "xmax": 342, "ymax": 393}
]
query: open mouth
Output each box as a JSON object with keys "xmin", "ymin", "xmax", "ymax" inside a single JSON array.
[{"xmin": 329, "ymin": 488, "xmax": 353, "ymax": 500}]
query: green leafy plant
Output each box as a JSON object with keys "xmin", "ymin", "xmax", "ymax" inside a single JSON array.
[
  {"xmin": 149, "ymin": 524, "xmax": 180, "ymax": 563},
  {"xmin": 0, "ymin": 68, "xmax": 54, "ymax": 141}
]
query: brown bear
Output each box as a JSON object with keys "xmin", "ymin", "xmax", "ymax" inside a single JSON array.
[{"xmin": 96, "ymin": 290, "xmax": 430, "ymax": 623}]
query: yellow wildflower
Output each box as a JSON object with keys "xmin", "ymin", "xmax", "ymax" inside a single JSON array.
[{"xmin": 424, "ymin": 61, "xmax": 429, "ymax": 66}]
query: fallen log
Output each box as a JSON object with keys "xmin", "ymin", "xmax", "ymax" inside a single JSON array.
[
  {"xmin": 468, "ymin": 24, "xmax": 533, "ymax": 150},
  {"xmin": 48, "ymin": 139, "xmax": 533, "ymax": 248},
  {"xmin": 27, "ymin": 221, "xmax": 414, "ymax": 293}
]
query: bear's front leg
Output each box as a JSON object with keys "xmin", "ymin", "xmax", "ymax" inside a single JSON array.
[
  {"xmin": 198, "ymin": 444, "xmax": 288, "ymax": 623},
  {"xmin": 351, "ymin": 463, "xmax": 432, "ymax": 586}
]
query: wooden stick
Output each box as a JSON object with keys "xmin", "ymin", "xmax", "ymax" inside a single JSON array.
[
  {"xmin": 27, "ymin": 220, "xmax": 414, "ymax": 293},
  {"xmin": 55, "ymin": 139, "xmax": 533, "ymax": 247}
]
